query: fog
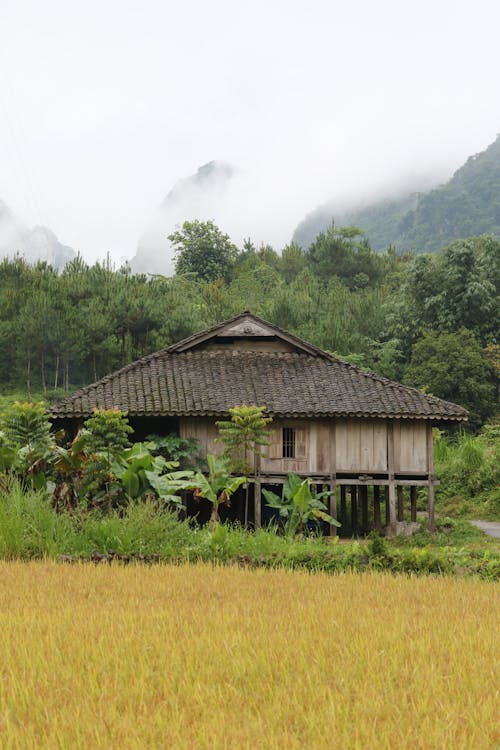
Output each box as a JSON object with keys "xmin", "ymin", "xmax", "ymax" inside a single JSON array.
[{"xmin": 1, "ymin": 0, "xmax": 499, "ymax": 267}]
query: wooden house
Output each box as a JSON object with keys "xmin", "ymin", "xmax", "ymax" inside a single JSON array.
[{"xmin": 51, "ymin": 312, "xmax": 468, "ymax": 535}]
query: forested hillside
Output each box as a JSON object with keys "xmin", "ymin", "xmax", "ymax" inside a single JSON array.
[
  {"xmin": 294, "ymin": 135, "xmax": 500, "ymax": 252},
  {"xmin": 0, "ymin": 223, "xmax": 498, "ymax": 430}
]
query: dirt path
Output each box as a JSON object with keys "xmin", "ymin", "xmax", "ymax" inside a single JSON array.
[{"xmin": 470, "ymin": 521, "xmax": 500, "ymax": 539}]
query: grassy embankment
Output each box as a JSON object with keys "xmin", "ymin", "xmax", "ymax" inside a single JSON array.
[
  {"xmin": 0, "ymin": 482, "xmax": 498, "ymax": 579},
  {"xmin": 0, "ymin": 561, "xmax": 497, "ymax": 749}
]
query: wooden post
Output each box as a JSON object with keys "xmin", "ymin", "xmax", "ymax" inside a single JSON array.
[
  {"xmin": 385, "ymin": 486, "xmax": 390, "ymax": 527},
  {"xmin": 427, "ymin": 422, "xmax": 435, "ymax": 532},
  {"xmin": 374, "ymin": 486, "xmax": 382, "ymax": 533},
  {"xmin": 351, "ymin": 485, "xmax": 358, "ymax": 535},
  {"xmin": 340, "ymin": 486, "xmax": 347, "ymax": 528},
  {"xmin": 254, "ymin": 479, "xmax": 261, "ymax": 529},
  {"xmin": 360, "ymin": 485, "xmax": 369, "ymax": 533},
  {"xmin": 387, "ymin": 421, "xmax": 397, "ymax": 536},
  {"xmin": 410, "ymin": 486, "xmax": 417, "ymax": 523},
  {"xmin": 397, "ymin": 486, "xmax": 404, "ymax": 522},
  {"xmin": 329, "ymin": 478, "xmax": 337, "ymax": 537}
]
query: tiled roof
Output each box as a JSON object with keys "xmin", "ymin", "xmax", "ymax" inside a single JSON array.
[{"xmin": 51, "ymin": 333, "xmax": 468, "ymax": 422}]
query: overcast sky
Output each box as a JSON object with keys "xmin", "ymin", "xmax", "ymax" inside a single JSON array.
[{"xmin": 1, "ymin": 0, "xmax": 499, "ymax": 263}]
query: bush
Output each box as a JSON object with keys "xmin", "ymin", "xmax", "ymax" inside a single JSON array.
[{"xmin": 434, "ymin": 428, "xmax": 499, "ymax": 518}]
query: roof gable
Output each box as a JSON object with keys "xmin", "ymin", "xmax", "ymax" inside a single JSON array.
[{"xmin": 168, "ymin": 312, "xmax": 325, "ymax": 357}]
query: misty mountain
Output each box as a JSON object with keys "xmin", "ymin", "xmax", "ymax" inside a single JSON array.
[
  {"xmin": 0, "ymin": 199, "xmax": 75, "ymax": 269},
  {"xmin": 293, "ymin": 135, "xmax": 500, "ymax": 252},
  {"xmin": 131, "ymin": 160, "xmax": 235, "ymax": 275}
]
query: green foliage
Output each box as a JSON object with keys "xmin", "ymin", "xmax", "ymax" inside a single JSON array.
[
  {"xmin": 144, "ymin": 433, "xmax": 201, "ymax": 468},
  {"xmin": 216, "ymin": 405, "xmax": 272, "ymax": 528},
  {"xmin": 404, "ymin": 329, "xmax": 496, "ymax": 429},
  {"xmin": 0, "ymin": 480, "xmax": 497, "ymax": 579},
  {"xmin": 185, "ymin": 454, "xmax": 247, "ymax": 529},
  {"xmin": 307, "ymin": 223, "xmax": 384, "ymax": 288},
  {"xmin": 262, "ymin": 473, "xmax": 339, "ymax": 536},
  {"xmin": 0, "ymin": 401, "xmax": 55, "ymax": 480},
  {"xmin": 169, "ymin": 220, "xmax": 239, "ymax": 282},
  {"xmin": 84, "ymin": 409, "xmax": 134, "ymax": 454},
  {"xmin": 216, "ymin": 405, "xmax": 272, "ymax": 473},
  {"xmin": 434, "ymin": 428, "xmax": 499, "ymax": 518}
]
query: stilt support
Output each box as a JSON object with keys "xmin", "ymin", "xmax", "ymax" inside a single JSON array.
[
  {"xmin": 351, "ymin": 485, "xmax": 358, "ymax": 535},
  {"xmin": 397, "ymin": 486, "xmax": 404, "ymax": 522},
  {"xmin": 374, "ymin": 486, "xmax": 382, "ymax": 533},
  {"xmin": 329, "ymin": 479, "xmax": 337, "ymax": 537},
  {"xmin": 254, "ymin": 479, "xmax": 261, "ymax": 529},
  {"xmin": 410, "ymin": 486, "xmax": 417, "ymax": 523}
]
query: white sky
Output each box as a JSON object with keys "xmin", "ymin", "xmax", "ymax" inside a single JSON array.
[{"xmin": 1, "ymin": 0, "xmax": 499, "ymax": 262}]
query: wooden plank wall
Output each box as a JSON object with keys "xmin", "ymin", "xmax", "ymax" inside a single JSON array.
[
  {"xmin": 393, "ymin": 421, "xmax": 427, "ymax": 472},
  {"xmin": 335, "ymin": 419, "xmax": 387, "ymax": 472},
  {"xmin": 180, "ymin": 416, "xmax": 429, "ymax": 474}
]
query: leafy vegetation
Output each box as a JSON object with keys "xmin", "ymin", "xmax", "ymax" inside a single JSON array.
[
  {"xmin": 0, "ymin": 479, "xmax": 497, "ymax": 579},
  {"xmin": 262, "ymin": 473, "xmax": 339, "ymax": 536},
  {"xmin": 434, "ymin": 426, "xmax": 499, "ymax": 519},
  {"xmin": 216, "ymin": 404, "xmax": 272, "ymax": 527}
]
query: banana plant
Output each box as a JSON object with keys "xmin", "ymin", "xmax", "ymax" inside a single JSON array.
[
  {"xmin": 184, "ymin": 454, "xmax": 247, "ymax": 530},
  {"xmin": 262, "ymin": 473, "xmax": 340, "ymax": 536},
  {"xmin": 111, "ymin": 442, "xmax": 194, "ymax": 507}
]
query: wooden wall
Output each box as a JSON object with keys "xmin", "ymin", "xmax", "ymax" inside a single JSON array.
[{"xmin": 179, "ymin": 416, "xmax": 430, "ymax": 475}]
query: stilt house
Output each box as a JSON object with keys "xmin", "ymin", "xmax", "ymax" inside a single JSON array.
[{"xmin": 51, "ymin": 312, "xmax": 468, "ymax": 535}]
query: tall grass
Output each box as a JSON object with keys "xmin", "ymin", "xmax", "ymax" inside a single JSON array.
[
  {"xmin": 0, "ymin": 480, "xmax": 497, "ymax": 579},
  {"xmin": 0, "ymin": 562, "xmax": 497, "ymax": 749},
  {"xmin": 434, "ymin": 427, "xmax": 499, "ymax": 517}
]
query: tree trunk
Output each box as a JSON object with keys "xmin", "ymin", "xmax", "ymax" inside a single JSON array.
[
  {"xmin": 26, "ymin": 356, "xmax": 31, "ymax": 397},
  {"xmin": 244, "ymin": 482, "xmax": 249, "ymax": 529},
  {"xmin": 54, "ymin": 354, "xmax": 60, "ymax": 391},
  {"xmin": 209, "ymin": 502, "xmax": 219, "ymax": 531},
  {"xmin": 41, "ymin": 351, "xmax": 46, "ymax": 395}
]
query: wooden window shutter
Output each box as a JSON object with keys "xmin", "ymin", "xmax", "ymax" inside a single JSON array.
[
  {"xmin": 295, "ymin": 428, "xmax": 307, "ymax": 459},
  {"xmin": 268, "ymin": 428, "xmax": 282, "ymax": 459}
]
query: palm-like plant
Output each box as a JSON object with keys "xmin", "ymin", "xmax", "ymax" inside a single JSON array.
[
  {"xmin": 185, "ymin": 454, "xmax": 247, "ymax": 530},
  {"xmin": 262, "ymin": 473, "xmax": 340, "ymax": 536}
]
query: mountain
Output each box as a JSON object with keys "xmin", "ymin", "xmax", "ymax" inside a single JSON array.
[
  {"xmin": 131, "ymin": 160, "xmax": 235, "ymax": 275},
  {"xmin": 293, "ymin": 135, "xmax": 500, "ymax": 252},
  {"xmin": 0, "ymin": 200, "xmax": 75, "ymax": 269}
]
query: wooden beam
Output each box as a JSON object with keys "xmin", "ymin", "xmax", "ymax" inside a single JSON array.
[
  {"xmin": 258, "ymin": 474, "xmax": 440, "ymax": 486},
  {"xmin": 254, "ymin": 480, "xmax": 261, "ymax": 529},
  {"xmin": 397, "ymin": 485, "xmax": 404, "ymax": 522},
  {"xmin": 351, "ymin": 486, "xmax": 358, "ymax": 535},
  {"xmin": 360, "ymin": 485, "xmax": 369, "ymax": 533},
  {"xmin": 340, "ymin": 486, "xmax": 347, "ymax": 528},
  {"xmin": 386, "ymin": 421, "xmax": 397, "ymax": 536},
  {"xmin": 374, "ymin": 486, "xmax": 382, "ymax": 533},
  {"xmin": 410, "ymin": 486, "xmax": 417, "ymax": 523},
  {"xmin": 427, "ymin": 422, "xmax": 435, "ymax": 533},
  {"xmin": 329, "ymin": 477, "xmax": 337, "ymax": 537}
]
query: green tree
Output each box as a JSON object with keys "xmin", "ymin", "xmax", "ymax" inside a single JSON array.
[
  {"xmin": 404, "ymin": 329, "xmax": 496, "ymax": 430},
  {"xmin": 216, "ymin": 405, "xmax": 272, "ymax": 527},
  {"xmin": 307, "ymin": 223, "xmax": 383, "ymax": 288},
  {"xmin": 169, "ymin": 220, "xmax": 239, "ymax": 282},
  {"xmin": 84, "ymin": 409, "xmax": 134, "ymax": 455}
]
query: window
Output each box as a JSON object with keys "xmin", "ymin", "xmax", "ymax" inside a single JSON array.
[{"xmin": 282, "ymin": 427, "xmax": 295, "ymax": 458}]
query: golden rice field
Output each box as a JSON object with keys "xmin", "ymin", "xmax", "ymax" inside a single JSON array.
[{"xmin": 0, "ymin": 563, "xmax": 497, "ymax": 749}]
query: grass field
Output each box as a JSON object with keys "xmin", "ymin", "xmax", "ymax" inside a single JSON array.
[{"xmin": 0, "ymin": 563, "xmax": 497, "ymax": 749}]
